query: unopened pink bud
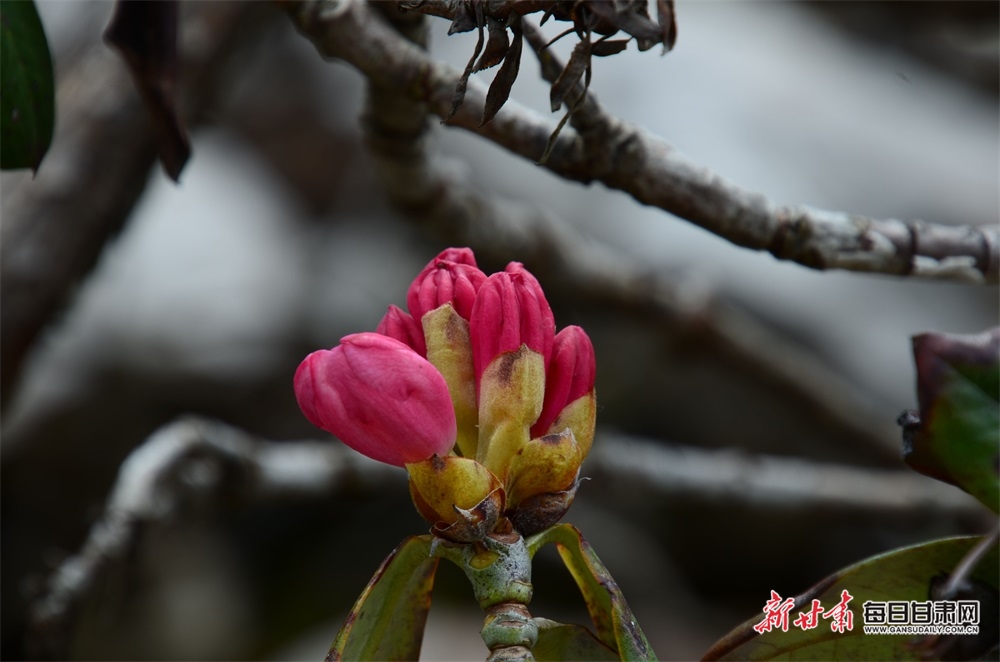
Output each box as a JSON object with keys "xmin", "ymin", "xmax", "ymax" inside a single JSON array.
[
  {"xmin": 532, "ymin": 326, "xmax": 596, "ymax": 438},
  {"xmin": 376, "ymin": 305, "xmax": 427, "ymax": 357},
  {"xmin": 434, "ymin": 247, "xmax": 478, "ymax": 266},
  {"xmin": 406, "ymin": 248, "xmax": 487, "ymax": 322},
  {"xmin": 470, "ymin": 268, "xmax": 556, "ymax": 387},
  {"xmin": 294, "ymin": 333, "xmax": 456, "ymax": 466}
]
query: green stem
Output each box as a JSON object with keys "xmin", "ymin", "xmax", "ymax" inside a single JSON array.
[{"xmin": 431, "ymin": 532, "xmax": 537, "ymax": 661}]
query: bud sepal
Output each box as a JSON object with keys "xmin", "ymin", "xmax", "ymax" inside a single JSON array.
[
  {"xmin": 476, "ymin": 346, "xmax": 546, "ymax": 479},
  {"xmin": 407, "ymin": 455, "xmax": 505, "ymax": 543}
]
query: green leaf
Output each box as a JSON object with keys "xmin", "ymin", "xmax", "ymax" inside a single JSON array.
[
  {"xmin": 1, "ymin": 0, "xmax": 55, "ymax": 171},
  {"xmin": 527, "ymin": 523, "xmax": 656, "ymax": 660},
  {"xmin": 328, "ymin": 535, "xmax": 438, "ymax": 662},
  {"xmin": 533, "ymin": 618, "xmax": 619, "ymax": 661},
  {"xmin": 703, "ymin": 536, "xmax": 999, "ymax": 661},
  {"xmin": 901, "ymin": 328, "xmax": 1000, "ymax": 512}
]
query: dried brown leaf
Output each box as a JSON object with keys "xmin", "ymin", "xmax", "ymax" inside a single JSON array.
[
  {"xmin": 445, "ymin": 1, "xmax": 485, "ymax": 122},
  {"xmin": 656, "ymin": 0, "xmax": 678, "ymax": 52},
  {"xmin": 538, "ymin": 105, "xmax": 572, "ymax": 165},
  {"xmin": 590, "ymin": 38, "xmax": 629, "ymax": 57},
  {"xmin": 474, "ymin": 17, "xmax": 509, "ymax": 72},
  {"xmin": 481, "ymin": 15, "xmax": 522, "ymax": 126},
  {"xmin": 104, "ymin": 0, "xmax": 189, "ymax": 181},
  {"xmin": 447, "ymin": 1, "xmax": 477, "ymax": 35},
  {"xmin": 549, "ymin": 38, "xmax": 590, "ymax": 112}
]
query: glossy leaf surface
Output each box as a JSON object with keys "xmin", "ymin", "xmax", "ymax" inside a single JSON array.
[
  {"xmin": 533, "ymin": 618, "xmax": 619, "ymax": 661},
  {"xmin": 327, "ymin": 535, "xmax": 438, "ymax": 661},
  {"xmin": 528, "ymin": 523, "xmax": 656, "ymax": 660},
  {"xmin": 1, "ymin": 0, "xmax": 54, "ymax": 171},
  {"xmin": 703, "ymin": 536, "xmax": 999, "ymax": 661},
  {"xmin": 902, "ymin": 328, "xmax": 999, "ymax": 512}
]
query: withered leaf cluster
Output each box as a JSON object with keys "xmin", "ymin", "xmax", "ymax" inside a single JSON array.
[{"xmin": 402, "ymin": 0, "xmax": 677, "ymax": 132}]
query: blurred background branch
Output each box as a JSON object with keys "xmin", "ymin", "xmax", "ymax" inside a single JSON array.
[
  {"xmin": 0, "ymin": 2, "xmax": 269, "ymax": 409},
  {"xmin": 289, "ymin": 0, "xmax": 999, "ymax": 284},
  {"xmin": 26, "ymin": 416, "xmax": 398, "ymax": 661},
  {"xmin": 2, "ymin": 0, "xmax": 996, "ymax": 659},
  {"xmin": 26, "ymin": 416, "xmax": 983, "ymax": 660}
]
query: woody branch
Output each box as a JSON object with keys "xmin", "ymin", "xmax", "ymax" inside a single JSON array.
[
  {"xmin": 286, "ymin": 0, "xmax": 998, "ymax": 284},
  {"xmin": 337, "ymin": 1, "xmax": 899, "ymax": 463},
  {"xmin": 27, "ymin": 416, "xmax": 980, "ymax": 659}
]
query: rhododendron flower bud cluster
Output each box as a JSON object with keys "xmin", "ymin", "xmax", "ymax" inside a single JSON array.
[{"xmin": 294, "ymin": 248, "xmax": 597, "ymax": 540}]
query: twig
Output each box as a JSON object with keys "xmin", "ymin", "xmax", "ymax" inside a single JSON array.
[
  {"xmin": 25, "ymin": 416, "xmax": 400, "ymax": 660},
  {"xmin": 937, "ymin": 523, "xmax": 1000, "ymax": 600},
  {"xmin": 286, "ymin": 0, "xmax": 998, "ymax": 284},
  {"xmin": 589, "ymin": 432, "xmax": 983, "ymax": 515},
  {"xmin": 26, "ymin": 416, "xmax": 975, "ymax": 659},
  {"xmin": 342, "ymin": 0, "xmax": 900, "ymax": 464}
]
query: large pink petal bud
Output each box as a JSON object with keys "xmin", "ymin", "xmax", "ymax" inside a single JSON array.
[
  {"xmin": 294, "ymin": 333, "xmax": 456, "ymax": 466},
  {"xmin": 376, "ymin": 305, "xmax": 427, "ymax": 357},
  {"xmin": 470, "ymin": 268, "xmax": 556, "ymax": 387},
  {"xmin": 406, "ymin": 247, "xmax": 487, "ymax": 322},
  {"xmin": 532, "ymin": 326, "xmax": 596, "ymax": 439}
]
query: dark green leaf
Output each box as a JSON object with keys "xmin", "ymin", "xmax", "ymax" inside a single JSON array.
[
  {"xmin": 104, "ymin": 0, "xmax": 190, "ymax": 181},
  {"xmin": 527, "ymin": 523, "xmax": 656, "ymax": 660},
  {"xmin": 703, "ymin": 536, "xmax": 999, "ymax": 661},
  {"xmin": 533, "ymin": 618, "xmax": 619, "ymax": 661},
  {"xmin": 481, "ymin": 14, "xmax": 522, "ymax": 126},
  {"xmin": 902, "ymin": 328, "xmax": 999, "ymax": 513},
  {"xmin": 327, "ymin": 535, "xmax": 438, "ymax": 662},
  {"xmin": 0, "ymin": 0, "xmax": 54, "ymax": 171}
]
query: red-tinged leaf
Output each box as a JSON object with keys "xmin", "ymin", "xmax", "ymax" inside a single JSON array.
[
  {"xmin": 901, "ymin": 328, "xmax": 999, "ymax": 512},
  {"xmin": 444, "ymin": 0, "xmax": 485, "ymax": 122},
  {"xmin": 474, "ymin": 17, "xmax": 509, "ymax": 72},
  {"xmin": 591, "ymin": 39, "xmax": 629, "ymax": 57},
  {"xmin": 1, "ymin": 0, "xmax": 54, "ymax": 172},
  {"xmin": 527, "ymin": 523, "xmax": 656, "ymax": 660},
  {"xmin": 327, "ymin": 535, "xmax": 438, "ymax": 662},
  {"xmin": 656, "ymin": 0, "xmax": 678, "ymax": 52},
  {"xmin": 481, "ymin": 15, "xmax": 522, "ymax": 126},
  {"xmin": 549, "ymin": 39, "xmax": 590, "ymax": 112},
  {"xmin": 703, "ymin": 536, "xmax": 999, "ymax": 661},
  {"xmin": 533, "ymin": 618, "xmax": 619, "ymax": 661},
  {"xmin": 104, "ymin": 0, "xmax": 189, "ymax": 181}
]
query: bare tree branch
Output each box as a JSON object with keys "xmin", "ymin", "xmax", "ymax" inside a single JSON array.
[
  {"xmin": 589, "ymin": 431, "xmax": 983, "ymax": 516},
  {"xmin": 353, "ymin": 4, "xmax": 901, "ymax": 464},
  {"xmin": 0, "ymin": 3, "xmax": 268, "ymax": 409},
  {"xmin": 26, "ymin": 415, "xmax": 980, "ymax": 659},
  {"xmin": 25, "ymin": 416, "xmax": 399, "ymax": 660},
  {"xmin": 286, "ymin": 0, "xmax": 998, "ymax": 284}
]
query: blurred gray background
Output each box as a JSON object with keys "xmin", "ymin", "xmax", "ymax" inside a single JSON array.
[{"xmin": 2, "ymin": 1, "xmax": 997, "ymax": 660}]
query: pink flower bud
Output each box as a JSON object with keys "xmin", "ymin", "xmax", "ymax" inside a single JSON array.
[
  {"xmin": 470, "ymin": 268, "xmax": 556, "ymax": 387},
  {"xmin": 406, "ymin": 248, "xmax": 487, "ymax": 322},
  {"xmin": 531, "ymin": 326, "xmax": 596, "ymax": 438},
  {"xmin": 376, "ymin": 305, "xmax": 427, "ymax": 357},
  {"xmin": 294, "ymin": 333, "xmax": 456, "ymax": 466}
]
